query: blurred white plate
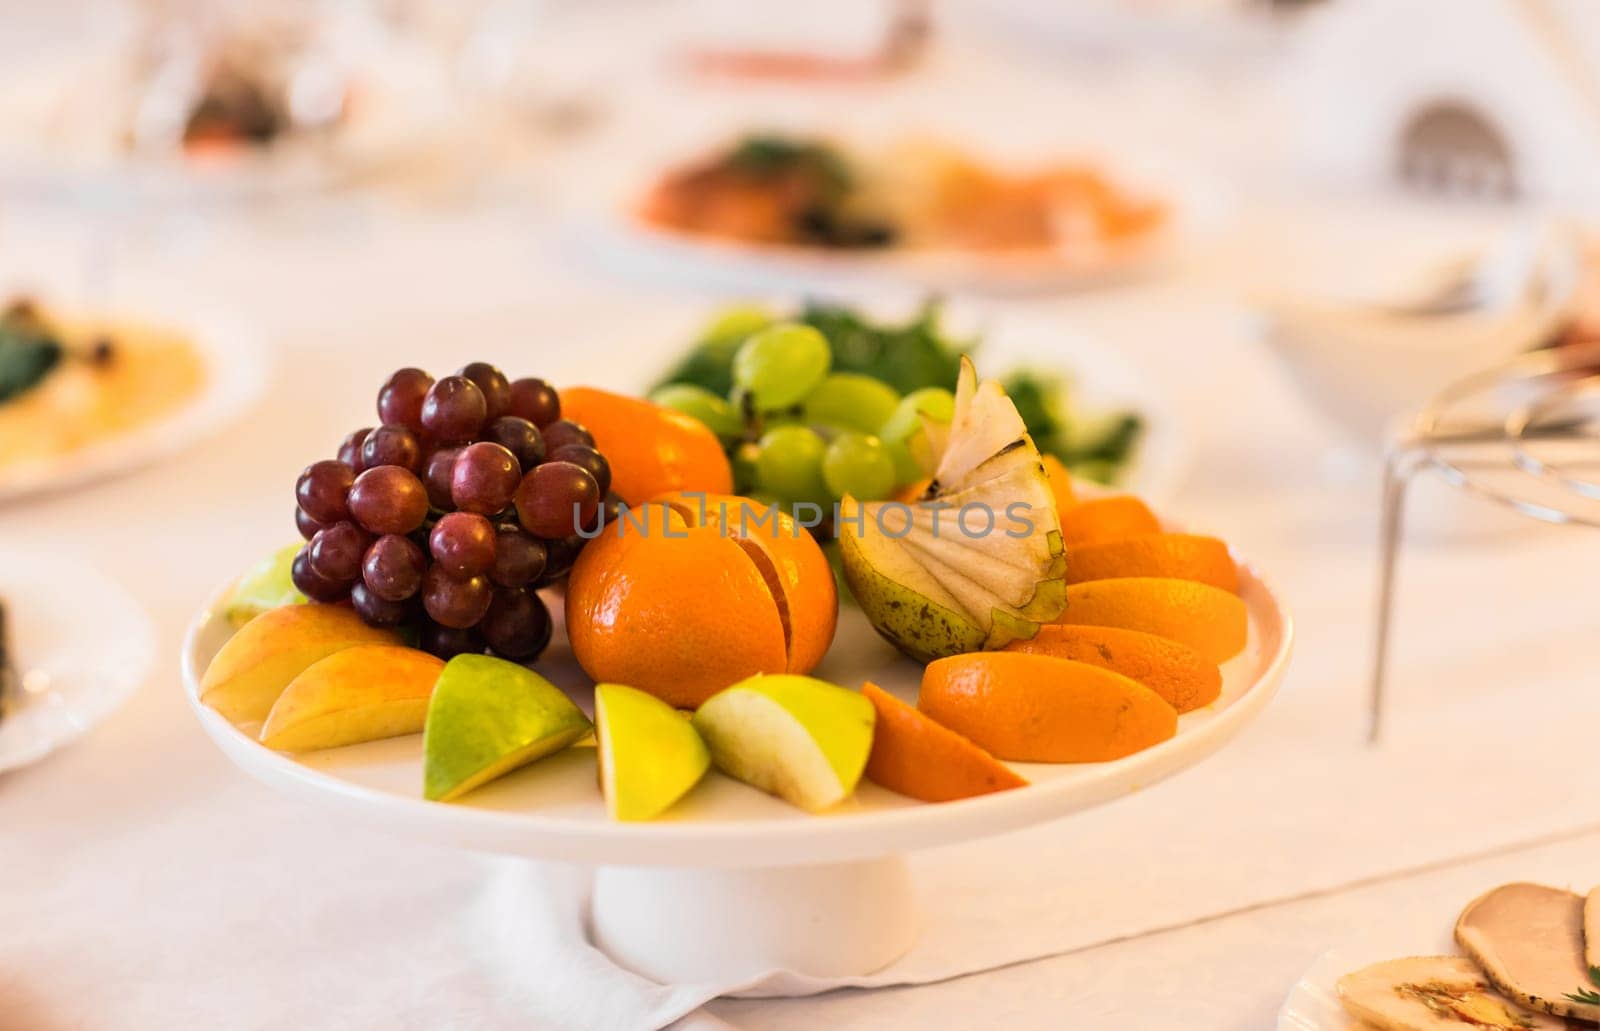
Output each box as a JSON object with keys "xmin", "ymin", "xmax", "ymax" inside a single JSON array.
[
  {"xmin": 0, "ymin": 551, "xmax": 153, "ymax": 773},
  {"xmin": 1246, "ymin": 210, "xmax": 1581, "ymax": 447},
  {"xmin": 0, "ymin": 49, "xmax": 454, "ymax": 205},
  {"xmin": 603, "ymin": 212, "xmax": 1180, "ymax": 296},
  {"xmin": 582, "ymin": 149, "xmax": 1200, "ymax": 296},
  {"xmin": 0, "ymin": 304, "xmax": 270, "ymax": 503},
  {"xmin": 1278, "ymin": 937, "xmax": 1460, "ymax": 1030}
]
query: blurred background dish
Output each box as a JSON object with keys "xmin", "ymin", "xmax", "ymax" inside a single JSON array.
[
  {"xmin": 606, "ymin": 133, "xmax": 1186, "ymax": 294},
  {"xmin": 0, "ymin": 1, "xmax": 456, "ymax": 203},
  {"xmin": 0, "ymin": 293, "xmax": 268, "ymax": 502},
  {"xmin": 0, "ymin": 550, "xmax": 153, "ymax": 773},
  {"xmin": 1246, "ymin": 213, "xmax": 1582, "ymax": 445},
  {"xmin": 1277, "ymin": 943, "xmax": 1442, "ymax": 1030}
]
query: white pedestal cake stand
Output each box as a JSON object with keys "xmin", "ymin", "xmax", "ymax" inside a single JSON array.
[{"xmin": 182, "ymin": 560, "xmax": 1291, "ymax": 984}]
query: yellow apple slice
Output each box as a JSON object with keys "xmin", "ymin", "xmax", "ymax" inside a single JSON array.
[
  {"xmin": 259, "ymin": 645, "xmax": 445, "ymax": 752},
  {"xmin": 595, "ymin": 682, "xmax": 710, "ymax": 821},
  {"xmin": 200, "ymin": 603, "xmax": 400, "ymax": 724}
]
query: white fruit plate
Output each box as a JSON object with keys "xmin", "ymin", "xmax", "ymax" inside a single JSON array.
[{"xmin": 183, "ymin": 552, "xmax": 1291, "ymax": 983}]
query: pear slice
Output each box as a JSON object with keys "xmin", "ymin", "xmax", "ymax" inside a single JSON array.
[
  {"xmin": 897, "ymin": 533, "xmax": 1053, "ymax": 638},
  {"xmin": 1455, "ymin": 882, "xmax": 1600, "ymax": 1024},
  {"xmin": 690, "ymin": 674, "xmax": 874, "ymax": 812},
  {"xmin": 932, "ymin": 358, "xmax": 1028, "ymax": 487},
  {"xmin": 1337, "ymin": 956, "xmax": 1569, "ymax": 1030},
  {"xmin": 595, "ymin": 683, "xmax": 710, "ymax": 821},
  {"xmin": 894, "ymin": 513, "xmax": 1063, "ymax": 634},
  {"xmin": 837, "ymin": 500, "xmax": 987, "ymax": 663},
  {"xmin": 260, "ymin": 645, "xmax": 444, "ymax": 752},
  {"xmin": 201, "ymin": 603, "xmax": 400, "ymax": 723},
  {"xmin": 898, "ymin": 517, "xmax": 1043, "ymax": 602},
  {"xmin": 838, "ymin": 356, "xmax": 1067, "ymax": 660},
  {"xmin": 422, "ymin": 655, "xmax": 592, "ymax": 802}
]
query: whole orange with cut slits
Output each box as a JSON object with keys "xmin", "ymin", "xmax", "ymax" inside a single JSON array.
[
  {"xmin": 565, "ymin": 497, "xmax": 837, "ymax": 708},
  {"xmin": 653, "ymin": 491, "xmax": 837, "ymax": 675},
  {"xmin": 559, "ymin": 387, "xmax": 733, "ymax": 504}
]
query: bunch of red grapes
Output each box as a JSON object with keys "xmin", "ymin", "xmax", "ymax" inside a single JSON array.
[{"xmin": 292, "ymin": 362, "xmax": 617, "ymax": 663}]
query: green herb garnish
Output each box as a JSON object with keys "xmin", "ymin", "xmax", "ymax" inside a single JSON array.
[{"xmin": 1564, "ymin": 965, "xmax": 1600, "ymax": 1006}]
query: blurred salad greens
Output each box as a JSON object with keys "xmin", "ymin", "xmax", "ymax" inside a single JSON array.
[
  {"xmin": 0, "ymin": 307, "xmax": 63, "ymax": 406},
  {"xmin": 651, "ymin": 300, "xmax": 1143, "ymax": 485}
]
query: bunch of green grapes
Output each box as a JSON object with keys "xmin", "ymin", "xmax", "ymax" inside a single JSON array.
[{"xmin": 651, "ymin": 323, "xmax": 955, "ymax": 514}]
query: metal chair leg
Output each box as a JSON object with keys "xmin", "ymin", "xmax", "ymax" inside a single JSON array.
[{"xmin": 1368, "ymin": 443, "xmax": 1429, "ymax": 744}]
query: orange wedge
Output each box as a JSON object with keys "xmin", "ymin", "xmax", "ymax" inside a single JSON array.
[
  {"xmin": 1056, "ymin": 577, "xmax": 1247, "ymax": 664},
  {"xmin": 862, "ymin": 681, "xmax": 1026, "ymax": 802},
  {"xmin": 920, "ymin": 652, "xmax": 1176, "ymax": 763},
  {"xmin": 1064, "ymin": 533, "xmax": 1239, "ymax": 593},
  {"xmin": 1057, "ymin": 495, "xmax": 1160, "ymax": 547},
  {"xmin": 1005, "ymin": 624, "xmax": 1221, "ymax": 712},
  {"xmin": 1041, "ymin": 454, "xmax": 1078, "ymax": 513}
]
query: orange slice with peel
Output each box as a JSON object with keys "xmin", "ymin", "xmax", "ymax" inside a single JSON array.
[
  {"xmin": 1040, "ymin": 454, "xmax": 1078, "ymax": 513},
  {"xmin": 861, "ymin": 681, "xmax": 1026, "ymax": 802},
  {"xmin": 1005, "ymin": 624, "xmax": 1221, "ymax": 712},
  {"xmin": 1056, "ymin": 577, "xmax": 1247, "ymax": 664},
  {"xmin": 920, "ymin": 652, "xmax": 1177, "ymax": 763},
  {"xmin": 1063, "ymin": 533, "xmax": 1239, "ymax": 593},
  {"xmin": 1057, "ymin": 495, "xmax": 1160, "ymax": 547}
]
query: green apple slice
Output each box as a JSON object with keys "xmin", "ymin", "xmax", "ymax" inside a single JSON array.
[
  {"xmin": 422, "ymin": 655, "xmax": 592, "ymax": 802},
  {"xmin": 223, "ymin": 543, "xmax": 307, "ymax": 627},
  {"xmin": 691, "ymin": 674, "xmax": 875, "ymax": 813},
  {"xmin": 595, "ymin": 683, "xmax": 710, "ymax": 821}
]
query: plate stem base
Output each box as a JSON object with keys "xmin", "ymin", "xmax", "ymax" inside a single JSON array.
[{"xmin": 589, "ymin": 853, "xmax": 918, "ymax": 984}]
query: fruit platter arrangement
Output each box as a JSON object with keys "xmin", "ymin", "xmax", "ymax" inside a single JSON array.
[
  {"xmin": 190, "ymin": 315, "xmax": 1287, "ymax": 828},
  {"xmin": 1288, "ymin": 882, "xmax": 1600, "ymax": 1030}
]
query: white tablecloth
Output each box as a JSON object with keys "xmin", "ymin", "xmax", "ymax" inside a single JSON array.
[
  {"xmin": 4, "ymin": 15, "xmax": 1600, "ymax": 1028},
  {"xmin": 2, "ymin": 199, "xmax": 1597, "ymax": 1029}
]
